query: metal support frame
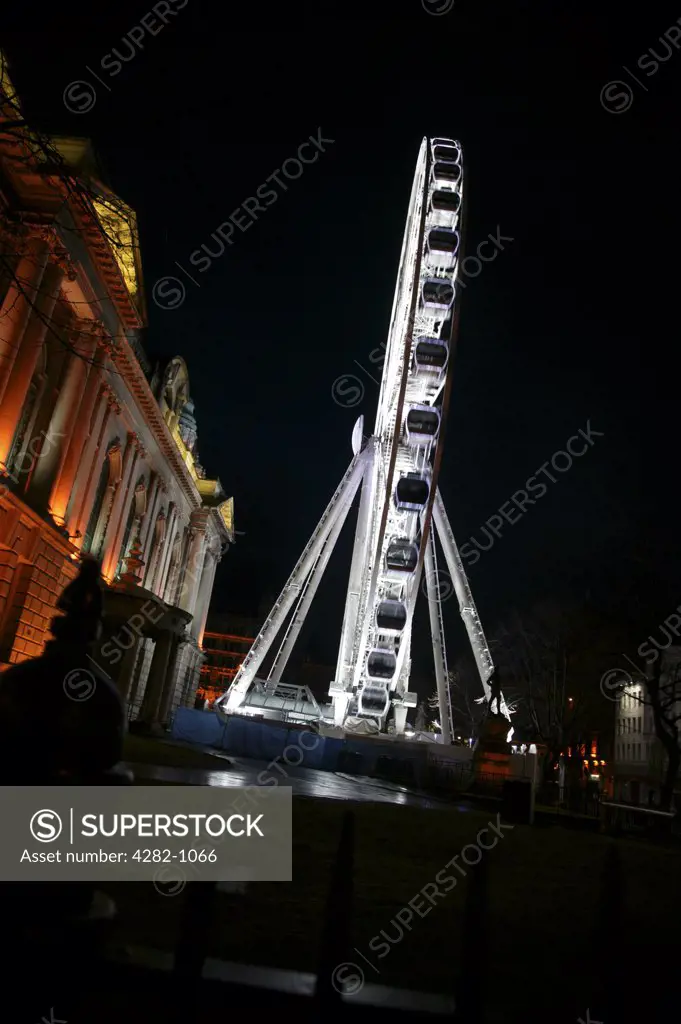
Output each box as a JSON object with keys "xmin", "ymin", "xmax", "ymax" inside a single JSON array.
[{"xmin": 217, "ymin": 138, "xmax": 512, "ymax": 739}]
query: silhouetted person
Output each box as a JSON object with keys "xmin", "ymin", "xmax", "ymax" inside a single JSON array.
[
  {"xmin": 0, "ymin": 558, "xmax": 126, "ymax": 934},
  {"xmin": 0, "ymin": 558, "xmax": 124, "ymax": 783}
]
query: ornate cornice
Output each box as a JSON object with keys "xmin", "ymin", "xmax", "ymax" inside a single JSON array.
[
  {"xmin": 128, "ymin": 431, "xmax": 147, "ymax": 460},
  {"xmin": 67, "ymin": 317, "xmax": 101, "ymax": 352},
  {"xmin": 33, "ymin": 224, "xmax": 78, "ymax": 281},
  {"xmin": 189, "ymin": 508, "xmax": 211, "ymax": 533},
  {"xmin": 97, "ymin": 335, "xmax": 117, "ymax": 358},
  {"xmin": 63, "ymin": 203, "xmax": 143, "ymax": 332},
  {"xmin": 103, "ymin": 383, "xmax": 121, "ymax": 414},
  {"xmin": 0, "ymin": 217, "xmax": 27, "ymax": 248},
  {"xmin": 110, "ymin": 344, "xmax": 204, "ymax": 511},
  {"xmin": 0, "ymin": 219, "xmax": 77, "ymax": 284}
]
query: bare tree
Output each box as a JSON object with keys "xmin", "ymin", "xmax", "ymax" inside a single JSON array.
[
  {"xmin": 428, "ymin": 659, "xmax": 495, "ymax": 740},
  {"xmin": 489, "ymin": 604, "xmax": 602, "ymax": 777},
  {"xmin": 624, "ymin": 651, "xmax": 681, "ymax": 812}
]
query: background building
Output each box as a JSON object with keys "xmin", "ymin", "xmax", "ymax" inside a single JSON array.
[
  {"xmin": 199, "ymin": 607, "xmax": 339, "ymax": 707},
  {"xmin": 0, "ymin": 58, "xmax": 233, "ymax": 725},
  {"xmin": 199, "ymin": 613, "xmax": 261, "ymax": 704},
  {"xmin": 612, "ymin": 650, "xmax": 681, "ymax": 806}
]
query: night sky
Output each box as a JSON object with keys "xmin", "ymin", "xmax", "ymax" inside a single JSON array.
[{"xmin": 4, "ymin": 2, "xmax": 679, "ymax": 672}]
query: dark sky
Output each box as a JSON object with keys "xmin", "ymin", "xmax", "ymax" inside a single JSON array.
[{"xmin": 4, "ymin": 1, "xmax": 679, "ymax": 671}]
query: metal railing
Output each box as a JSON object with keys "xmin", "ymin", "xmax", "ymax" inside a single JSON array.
[
  {"xmin": 16, "ymin": 807, "xmax": 648, "ymax": 1023},
  {"xmin": 600, "ymin": 799, "xmax": 679, "ymax": 839}
]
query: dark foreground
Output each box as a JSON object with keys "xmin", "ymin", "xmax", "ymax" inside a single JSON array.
[{"xmin": 8, "ymin": 738, "xmax": 678, "ymax": 1023}]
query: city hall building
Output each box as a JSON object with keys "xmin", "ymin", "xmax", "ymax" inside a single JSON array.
[{"xmin": 0, "ymin": 55, "xmax": 233, "ymax": 724}]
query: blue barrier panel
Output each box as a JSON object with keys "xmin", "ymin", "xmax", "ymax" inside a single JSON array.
[
  {"xmin": 215, "ymin": 717, "xmax": 324, "ymax": 767},
  {"xmin": 170, "ymin": 711, "xmax": 334, "ymax": 773},
  {"xmin": 171, "ymin": 707, "xmax": 224, "ymax": 746},
  {"xmin": 318, "ymin": 737, "xmax": 341, "ymax": 771}
]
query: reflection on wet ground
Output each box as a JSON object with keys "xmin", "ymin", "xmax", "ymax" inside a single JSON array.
[{"xmin": 125, "ymin": 751, "xmax": 461, "ymax": 810}]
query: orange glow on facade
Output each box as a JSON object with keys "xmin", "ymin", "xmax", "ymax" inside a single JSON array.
[{"xmin": 0, "ymin": 56, "xmax": 232, "ymax": 715}]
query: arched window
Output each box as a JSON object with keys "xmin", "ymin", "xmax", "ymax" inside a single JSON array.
[
  {"xmin": 170, "ymin": 527, "xmax": 191, "ymax": 606},
  {"xmin": 82, "ymin": 442, "xmax": 122, "ymax": 557},
  {"xmin": 83, "ymin": 461, "xmax": 109, "ymax": 555},
  {"xmin": 6, "ymin": 346, "xmax": 48, "ymax": 489},
  {"xmin": 0, "ymin": 244, "xmax": 19, "ymax": 312},
  {"xmin": 164, "ymin": 534, "xmax": 183, "ymax": 604},
  {"xmin": 115, "ymin": 478, "xmax": 147, "ymax": 578},
  {"xmin": 145, "ymin": 510, "xmax": 167, "ymax": 591}
]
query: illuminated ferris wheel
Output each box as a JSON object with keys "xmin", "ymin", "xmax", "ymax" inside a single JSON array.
[{"xmin": 217, "ymin": 137, "xmax": 511, "ymax": 739}]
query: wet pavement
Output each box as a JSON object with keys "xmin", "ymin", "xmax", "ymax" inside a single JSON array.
[{"xmin": 125, "ymin": 748, "xmax": 462, "ymax": 811}]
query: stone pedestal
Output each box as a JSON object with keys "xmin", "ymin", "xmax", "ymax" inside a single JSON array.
[
  {"xmin": 472, "ymin": 713, "xmax": 511, "ymax": 781},
  {"xmin": 118, "ymin": 531, "xmax": 145, "ymax": 586}
]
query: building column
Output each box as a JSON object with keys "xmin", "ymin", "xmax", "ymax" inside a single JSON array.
[
  {"xmin": 0, "ymin": 233, "xmax": 50, "ymax": 407},
  {"xmin": 127, "ymin": 641, "xmax": 148, "ymax": 709},
  {"xmin": 185, "ymin": 645, "xmax": 206, "ymax": 708},
  {"xmin": 101, "ymin": 433, "xmax": 140, "ymax": 580},
  {"xmin": 142, "ymin": 487, "xmax": 165, "ymax": 590},
  {"xmin": 193, "ymin": 547, "xmax": 218, "ymax": 643},
  {"xmin": 140, "ymin": 472, "xmax": 161, "ymax": 561},
  {"xmin": 31, "ymin": 325, "xmax": 99, "ymax": 514},
  {"xmin": 0, "ymin": 260, "xmax": 64, "ymax": 469},
  {"xmin": 179, "ymin": 513, "xmax": 208, "ymax": 615},
  {"xmin": 66, "ymin": 384, "xmax": 110, "ymax": 539},
  {"xmin": 157, "ymin": 505, "xmax": 179, "ymax": 598},
  {"xmin": 138, "ymin": 630, "xmax": 173, "ymax": 725},
  {"xmin": 157, "ymin": 636, "xmax": 184, "ymax": 724},
  {"xmin": 49, "ymin": 333, "xmax": 107, "ymax": 527},
  {"xmin": 117, "ymin": 636, "xmax": 141, "ymax": 702}
]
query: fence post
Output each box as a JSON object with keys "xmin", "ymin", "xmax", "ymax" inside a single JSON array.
[
  {"xmin": 314, "ymin": 810, "xmax": 355, "ymax": 1009},
  {"xmin": 171, "ymin": 881, "xmax": 217, "ymax": 1019},
  {"xmin": 457, "ymin": 848, "xmax": 487, "ymax": 1023},
  {"xmin": 591, "ymin": 843, "xmax": 623, "ymax": 1020}
]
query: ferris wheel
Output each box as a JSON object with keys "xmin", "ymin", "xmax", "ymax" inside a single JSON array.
[{"xmin": 217, "ymin": 137, "xmax": 511, "ymax": 739}]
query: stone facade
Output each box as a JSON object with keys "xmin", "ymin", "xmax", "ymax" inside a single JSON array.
[
  {"xmin": 0, "ymin": 58, "xmax": 233, "ymax": 724},
  {"xmin": 612, "ymin": 656, "xmax": 681, "ymax": 806}
]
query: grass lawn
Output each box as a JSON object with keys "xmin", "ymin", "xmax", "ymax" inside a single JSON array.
[{"xmin": 103, "ymin": 789, "xmax": 680, "ymax": 1022}]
